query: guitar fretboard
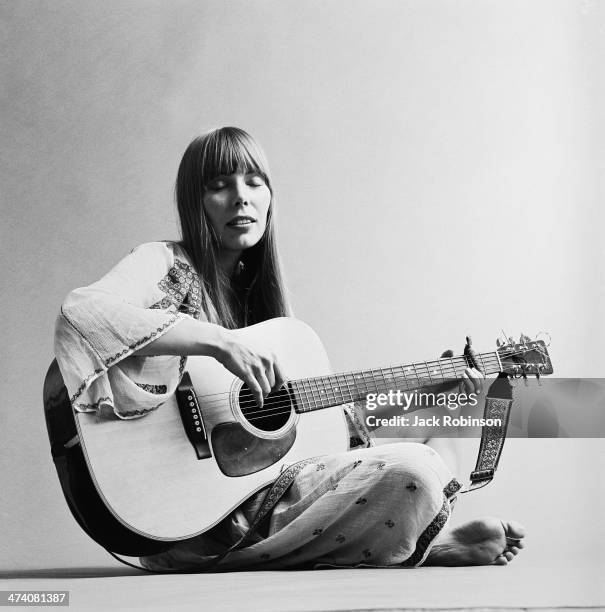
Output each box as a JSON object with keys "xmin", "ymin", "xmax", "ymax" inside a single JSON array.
[{"xmin": 290, "ymin": 351, "xmax": 502, "ymax": 413}]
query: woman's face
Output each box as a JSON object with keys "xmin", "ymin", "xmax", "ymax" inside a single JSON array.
[{"xmin": 202, "ymin": 170, "xmax": 271, "ymax": 256}]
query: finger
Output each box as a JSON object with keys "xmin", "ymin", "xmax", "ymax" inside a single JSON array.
[
  {"xmin": 253, "ymin": 364, "xmax": 272, "ymax": 399},
  {"xmin": 504, "ymin": 551, "xmax": 514, "ymax": 562},
  {"xmin": 264, "ymin": 361, "xmax": 276, "ymax": 390},
  {"xmin": 245, "ymin": 375, "xmax": 264, "ymax": 408},
  {"xmin": 273, "ymin": 359, "xmax": 287, "ymax": 392},
  {"xmin": 441, "ymin": 349, "xmax": 454, "ymax": 358},
  {"xmin": 465, "ymin": 367, "xmax": 483, "ymax": 394},
  {"xmin": 509, "ymin": 546, "xmax": 520, "ymax": 556},
  {"xmin": 461, "ymin": 372, "xmax": 473, "ymax": 395}
]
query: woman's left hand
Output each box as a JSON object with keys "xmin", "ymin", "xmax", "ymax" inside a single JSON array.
[
  {"xmin": 459, "ymin": 366, "xmax": 484, "ymax": 396},
  {"xmin": 440, "ymin": 349, "xmax": 484, "ymax": 396}
]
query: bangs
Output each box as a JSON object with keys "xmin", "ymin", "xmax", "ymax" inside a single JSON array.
[{"xmin": 201, "ymin": 127, "xmax": 271, "ymax": 185}]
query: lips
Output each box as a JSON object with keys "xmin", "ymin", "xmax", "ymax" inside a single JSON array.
[{"xmin": 227, "ymin": 216, "xmax": 256, "ymax": 227}]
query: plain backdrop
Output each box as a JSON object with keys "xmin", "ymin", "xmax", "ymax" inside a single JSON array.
[{"xmin": 1, "ymin": 0, "xmax": 603, "ymax": 575}]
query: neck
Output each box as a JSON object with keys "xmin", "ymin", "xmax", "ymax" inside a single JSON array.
[
  {"xmin": 289, "ymin": 350, "xmax": 503, "ymax": 413},
  {"xmin": 217, "ymin": 250, "xmax": 242, "ymax": 277}
]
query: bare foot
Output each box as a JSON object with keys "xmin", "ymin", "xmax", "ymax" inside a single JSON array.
[{"xmin": 425, "ymin": 518, "xmax": 525, "ymax": 566}]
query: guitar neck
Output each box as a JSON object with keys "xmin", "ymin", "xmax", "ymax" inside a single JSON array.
[{"xmin": 290, "ymin": 351, "xmax": 502, "ymax": 413}]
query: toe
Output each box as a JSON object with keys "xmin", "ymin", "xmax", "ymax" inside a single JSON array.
[
  {"xmin": 494, "ymin": 554, "xmax": 508, "ymax": 566},
  {"xmin": 503, "ymin": 520, "xmax": 526, "ymax": 541}
]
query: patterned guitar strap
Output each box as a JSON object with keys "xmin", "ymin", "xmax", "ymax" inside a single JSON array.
[{"xmin": 460, "ymin": 340, "xmax": 514, "ymax": 494}]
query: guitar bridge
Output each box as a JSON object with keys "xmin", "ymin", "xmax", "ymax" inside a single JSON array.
[{"xmin": 176, "ymin": 372, "xmax": 212, "ymax": 460}]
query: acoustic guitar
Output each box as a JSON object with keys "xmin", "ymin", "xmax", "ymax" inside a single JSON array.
[{"xmin": 43, "ymin": 317, "xmax": 552, "ymax": 556}]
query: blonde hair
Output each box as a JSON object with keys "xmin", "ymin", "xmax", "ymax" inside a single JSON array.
[{"xmin": 176, "ymin": 127, "xmax": 289, "ymax": 328}]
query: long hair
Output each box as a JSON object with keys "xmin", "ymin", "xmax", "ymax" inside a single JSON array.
[{"xmin": 176, "ymin": 127, "xmax": 289, "ymax": 328}]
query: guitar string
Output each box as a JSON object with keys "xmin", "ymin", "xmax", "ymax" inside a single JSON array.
[
  {"xmin": 188, "ymin": 356, "xmax": 507, "ymax": 421},
  {"xmin": 187, "ymin": 350, "xmax": 509, "ymax": 403},
  {"xmin": 188, "ymin": 352, "xmax": 524, "ymax": 418},
  {"xmin": 191, "ymin": 354, "xmax": 501, "ymax": 408},
  {"xmin": 237, "ymin": 359, "xmax": 505, "ymax": 422},
  {"xmin": 181, "ymin": 347, "xmax": 543, "ymax": 421},
  {"xmin": 183, "ymin": 345, "xmax": 544, "ymax": 404},
  {"xmin": 189, "ymin": 345, "xmax": 537, "ymax": 408}
]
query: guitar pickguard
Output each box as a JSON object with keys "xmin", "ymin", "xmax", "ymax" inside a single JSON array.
[{"xmin": 211, "ymin": 422, "xmax": 296, "ymax": 477}]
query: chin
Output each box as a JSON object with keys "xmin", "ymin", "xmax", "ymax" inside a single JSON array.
[{"xmin": 228, "ymin": 235, "xmax": 262, "ymax": 251}]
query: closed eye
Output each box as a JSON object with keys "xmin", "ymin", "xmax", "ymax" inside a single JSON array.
[
  {"xmin": 206, "ymin": 178, "xmax": 227, "ymax": 191},
  {"xmin": 246, "ymin": 174, "xmax": 266, "ymax": 187}
]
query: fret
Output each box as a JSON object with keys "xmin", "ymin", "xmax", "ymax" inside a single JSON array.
[
  {"xmin": 316, "ymin": 376, "xmax": 329, "ymax": 408},
  {"xmin": 379, "ymin": 367, "xmax": 389, "ymax": 395},
  {"xmin": 327, "ymin": 374, "xmax": 336, "ymax": 403},
  {"xmin": 305, "ymin": 378, "xmax": 315, "ymax": 411},
  {"xmin": 314, "ymin": 377, "xmax": 324, "ymax": 409},
  {"xmin": 360, "ymin": 370, "xmax": 369, "ymax": 396},
  {"xmin": 399, "ymin": 365, "xmax": 411, "ymax": 392},
  {"xmin": 310, "ymin": 377, "xmax": 321, "ymax": 411},
  {"xmin": 337, "ymin": 373, "xmax": 353, "ymax": 403},
  {"xmin": 430, "ymin": 359, "xmax": 443, "ymax": 383},
  {"xmin": 416, "ymin": 361, "xmax": 429, "ymax": 386},
  {"xmin": 360, "ymin": 369, "xmax": 370, "ymax": 399},
  {"xmin": 298, "ymin": 380, "xmax": 311, "ymax": 413},
  {"xmin": 412, "ymin": 363, "xmax": 420, "ymax": 390},
  {"xmin": 478, "ymin": 352, "xmax": 486, "ymax": 374},
  {"xmin": 447, "ymin": 355, "xmax": 457, "ymax": 380},
  {"xmin": 389, "ymin": 365, "xmax": 398, "ymax": 391},
  {"xmin": 423, "ymin": 361, "xmax": 432, "ymax": 385}
]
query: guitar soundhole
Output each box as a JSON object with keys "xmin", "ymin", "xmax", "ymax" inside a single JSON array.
[{"xmin": 238, "ymin": 385, "xmax": 293, "ymax": 432}]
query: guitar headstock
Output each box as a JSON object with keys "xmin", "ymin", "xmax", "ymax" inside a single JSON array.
[{"xmin": 497, "ymin": 334, "xmax": 553, "ymax": 378}]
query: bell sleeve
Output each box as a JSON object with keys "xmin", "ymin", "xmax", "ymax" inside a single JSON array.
[{"xmin": 54, "ymin": 241, "xmax": 198, "ymax": 419}]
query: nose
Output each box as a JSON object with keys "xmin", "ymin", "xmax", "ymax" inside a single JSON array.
[{"xmin": 233, "ymin": 176, "xmax": 250, "ymax": 206}]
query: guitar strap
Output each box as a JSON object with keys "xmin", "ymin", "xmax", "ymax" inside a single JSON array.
[
  {"xmin": 461, "ymin": 373, "xmax": 514, "ymax": 493},
  {"xmin": 194, "ymin": 456, "xmax": 320, "ymax": 571}
]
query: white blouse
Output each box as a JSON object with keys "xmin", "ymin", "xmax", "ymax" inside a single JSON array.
[{"xmin": 54, "ymin": 241, "xmax": 371, "ymax": 447}]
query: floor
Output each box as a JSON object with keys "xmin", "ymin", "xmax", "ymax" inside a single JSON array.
[{"xmin": 3, "ymin": 562, "xmax": 603, "ymax": 612}]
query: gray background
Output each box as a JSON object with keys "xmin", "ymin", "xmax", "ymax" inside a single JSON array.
[{"xmin": 1, "ymin": 0, "xmax": 603, "ymax": 573}]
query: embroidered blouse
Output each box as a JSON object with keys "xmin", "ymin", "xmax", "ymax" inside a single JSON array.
[{"xmin": 54, "ymin": 241, "xmax": 372, "ymax": 448}]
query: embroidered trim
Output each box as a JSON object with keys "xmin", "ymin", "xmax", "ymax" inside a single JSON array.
[
  {"xmin": 475, "ymin": 398, "xmax": 511, "ymax": 471},
  {"xmin": 443, "ymin": 478, "xmax": 462, "ymax": 499},
  {"xmin": 343, "ymin": 403, "xmax": 373, "ymax": 448},
  {"xmin": 402, "ymin": 496, "xmax": 450, "ymax": 567},
  {"xmin": 134, "ymin": 383, "xmax": 168, "ymax": 394},
  {"xmin": 104, "ymin": 315, "xmax": 180, "ymax": 367},
  {"xmin": 156, "ymin": 259, "xmax": 202, "ymax": 319},
  {"xmin": 70, "ymin": 315, "xmax": 180, "ymax": 403},
  {"xmin": 74, "ymin": 396, "xmax": 112, "ymax": 411},
  {"xmin": 74, "ymin": 397, "xmax": 163, "ymax": 416},
  {"xmin": 253, "ymin": 457, "xmax": 319, "ymax": 524},
  {"xmin": 70, "ymin": 368, "xmax": 105, "ymax": 403},
  {"xmin": 116, "ymin": 404, "xmax": 164, "ymax": 417}
]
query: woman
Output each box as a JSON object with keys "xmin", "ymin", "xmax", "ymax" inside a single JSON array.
[{"xmin": 54, "ymin": 127, "xmax": 524, "ymax": 570}]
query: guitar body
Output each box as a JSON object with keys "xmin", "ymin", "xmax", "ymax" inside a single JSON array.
[{"xmin": 44, "ymin": 318, "xmax": 349, "ymax": 548}]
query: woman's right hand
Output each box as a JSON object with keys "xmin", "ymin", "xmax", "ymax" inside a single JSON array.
[{"xmin": 212, "ymin": 328, "xmax": 287, "ymax": 408}]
